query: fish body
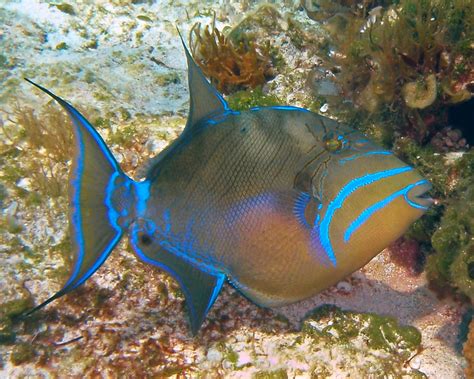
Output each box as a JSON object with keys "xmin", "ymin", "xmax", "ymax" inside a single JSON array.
[{"xmin": 25, "ymin": 37, "xmax": 432, "ymax": 334}]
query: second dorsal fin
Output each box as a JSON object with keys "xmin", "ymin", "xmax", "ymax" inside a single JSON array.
[{"xmin": 178, "ymin": 30, "xmax": 229, "ymax": 131}]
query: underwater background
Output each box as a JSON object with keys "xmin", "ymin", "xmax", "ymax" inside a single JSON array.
[{"xmin": 0, "ymin": 0, "xmax": 472, "ymax": 377}]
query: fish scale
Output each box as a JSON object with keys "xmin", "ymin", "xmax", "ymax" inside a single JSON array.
[{"xmin": 22, "ymin": 35, "xmax": 433, "ymax": 335}]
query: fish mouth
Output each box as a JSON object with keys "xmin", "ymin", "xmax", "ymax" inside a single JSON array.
[{"xmin": 406, "ymin": 180, "xmax": 434, "ymax": 210}]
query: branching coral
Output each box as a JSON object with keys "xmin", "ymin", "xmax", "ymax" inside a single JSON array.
[{"xmin": 189, "ymin": 16, "xmax": 274, "ymax": 94}]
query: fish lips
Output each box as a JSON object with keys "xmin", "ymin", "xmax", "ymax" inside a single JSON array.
[{"xmin": 406, "ymin": 180, "xmax": 434, "ymax": 210}]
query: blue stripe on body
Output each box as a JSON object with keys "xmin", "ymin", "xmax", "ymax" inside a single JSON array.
[
  {"xmin": 317, "ymin": 166, "xmax": 414, "ymax": 266},
  {"xmin": 343, "ymin": 179, "xmax": 430, "ymax": 243},
  {"xmin": 105, "ymin": 172, "xmax": 122, "ymax": 229}
]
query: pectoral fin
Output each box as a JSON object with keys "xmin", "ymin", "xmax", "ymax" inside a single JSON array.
[{"xmin": 132, "ymin": 241, "xmax": 225, "ymax": 335}]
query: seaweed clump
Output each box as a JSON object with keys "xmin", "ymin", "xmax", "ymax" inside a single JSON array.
[
  {"xmin": 190, "ymin": 17, "xmax": 274, "ymax": 94},
  {"xmin": 313, "ymin": 0, "xmax": 473, "ymax": 144},
  {"xmin": 7, "ymin": 103, "xmax": 73, "ymax": 199},
  {"xmin": 226, "ymin": 87, "xmax": 282, "ymax": 111},
  {"xmin": 302, "ymin": 305, "xmax": 423, "ymax": 376},
  {"xmin": 424, "ymin": 150, "xmax": 474, "ymax": 301}
]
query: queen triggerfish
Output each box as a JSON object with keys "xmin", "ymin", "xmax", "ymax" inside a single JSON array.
[{"xmin": 24, "ymin": 35, "xmax": 432, "ymax": 334}]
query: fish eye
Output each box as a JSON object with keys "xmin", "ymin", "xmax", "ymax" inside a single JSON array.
[
  {"xmin": 139, "ymin": 232, "xmax": 153, "ymax": 246},
  {"xmin": 323, "ymin": 132, "xmax": 348, "ymax": 153}
]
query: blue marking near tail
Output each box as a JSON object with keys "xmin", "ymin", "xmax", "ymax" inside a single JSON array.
[
  {"xmin": 205, "ymin": 274, "xmax": 226, "ymax": 315},
  {"xmin": 318, "ymin": 166, "xmax": 414, "ymax": 266},
  {"xmin": 250, "ymin": 105, "xmax": 310, "ymax": 113},
  {"xmin": 339, "ymin": 151, "xmax": 393, "ymax": 164},
  {"xmin": 134, "ymin": 180, "xmax": 151, "ymax": 217},
  {"xmin": 343, "ymin": 179, "xmax": 430, "ymax": 243},
  {"xmin": 105, "ymin": 172, "xmax": 122, "ymax": 230}
]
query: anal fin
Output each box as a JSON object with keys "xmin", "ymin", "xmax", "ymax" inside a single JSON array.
[{"xmin": 132, "ymin": 242, "xmax": 225, "ymax": 335}]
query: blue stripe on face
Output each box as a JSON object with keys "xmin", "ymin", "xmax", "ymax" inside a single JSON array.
[
  {"xmin": 339, "ymin": 151, "xmax": 393, "ymax": 164},
  {"xmin": 343, "ymin": 179, "xmax": 430, "ymax": 243},
  {"xmin": 317, "ymin": 166, "xmax": 414, "ymax": 266}
]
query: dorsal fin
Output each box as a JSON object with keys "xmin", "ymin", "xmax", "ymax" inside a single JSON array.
[{"xmin": 178, "ymin": 30, "xmax": 229, "ymax": 130}]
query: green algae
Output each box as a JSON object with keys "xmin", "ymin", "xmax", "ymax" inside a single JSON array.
[
  {"xmin": 253, "ymin": 368, "xmax": 288, "ymax": 379},
  {"xmin": 407, "ymin": 206, "xmax": 442, "ymax": 244},
  {"xmin": 0, "ymin": 183, "xmax": 6, "ymax": 207},
  {"xmin": 451, "ymin": 243, "xmax": 474, "ymax": 301},
  {"xmin": 55, "ymin": 42, "xmax": 68, "ymax": 50},
  {"xmin": 226, "ymin": 87, "xmax": 282, "ymax": 111},
  {"xmin": 93, "ymin": 116, "xmax": 112, "ymax": 129},
  {"xmin": 154, "ymin": 71, "xmax": 181, "ymax": 87},
  {"xmin": 137, "ymin": 15, "xmax": 152, "ymax": 22},
  {"xmin": 303, "ymin": 305, "xmax": 421, "ymax": 355},
  {"xmin": 393, "ymin": 141, "xmax": 473, "ymax": 300},
  {"xmin": 0, "ymin": 317, "xmax": 15, "ymax": 345},
  {"xmin": 427, "ymin": 183, "xmax": 474, "ymax": 300},
  {"xmin": 10, "ymin": 343, "xmax": 36, "ymax": 366},
  {"xmin": 52, "ymin": 3, "xmax": 76, "ymax": 16},
  {"xmin": 1, "ymin": 296, "xmax": 33, "ymax": 319},
  {"xmin": 83, "ymin": 39, "xmax": 98, "ymax": 50},
  {"xmin": 0, "ymin": 54, "xmax": 8, "ymax": 69}
]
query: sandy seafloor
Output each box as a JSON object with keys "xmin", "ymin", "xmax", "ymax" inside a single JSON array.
[{"xmin": 0, "ymin": 0, "xmax": 468, "ymax": 377}]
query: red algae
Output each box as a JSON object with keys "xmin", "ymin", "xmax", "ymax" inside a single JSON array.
[{"xmin": 190, "ymin": 18, "xmax": 274, "ymax": 94}]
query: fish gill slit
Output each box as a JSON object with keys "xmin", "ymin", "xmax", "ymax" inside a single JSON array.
[
  {"xmin": 312, "ymin": 156, "xmax": 331, "ymax": 201},
  {"xmin": 293, "ymin": 148, "xmax": 326, "ymax": 189},
  {"xmin": 319, "ymin": 118, "xmax": 329, "ymax": 135},
  {"xmin": 304, "ymin": 122, "xmax": 322, "ymax": 142}
]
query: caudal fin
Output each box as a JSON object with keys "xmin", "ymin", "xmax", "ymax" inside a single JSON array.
[{"xmin": 23, "ymin": 79, "xmax": 129, "ymax": 315}]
